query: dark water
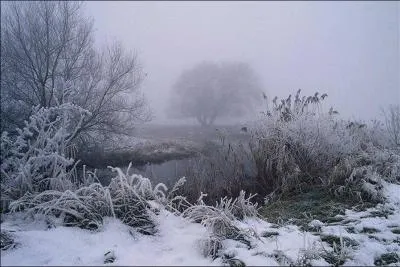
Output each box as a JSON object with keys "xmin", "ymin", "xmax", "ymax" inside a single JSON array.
[
  {"xmin": 94, "ymin": 127, "xmax": 251, "ymax": 189},
  {"xmin": 96, "ymin": 157, "xmax": 195, "ymax": 188}
]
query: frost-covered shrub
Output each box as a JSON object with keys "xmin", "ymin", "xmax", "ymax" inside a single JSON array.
[
  {"xmin": 365, "ymin": 119, "xmax": 392, "ymax": 149},
  {"xmin": 198, "ymin": 235, "xmax": 223, "ymax": 259},
  {"xmin": 296, "ymin": 243, "xmax": 323, "ymax": 266},
  {"xmin": 252, "ymin": 113, "xmax": 369, "ymax": 194},
  {"xmin": 186, "ymin": 208, "xmax": 248, "ymax": 259},
  {"xmin": 182, "ymin": 90, "xmax": 399, "ymax": 206},
  {"xmin": 9, "ymin": 164, "xmax": 170, "ymax": 233},
  {"xmin": 9, "ymin": 187, "xmax": 108, "ymax": 230},
  {"xmin": 215, "ymin": 191, "xmax": 259, "ymax": 220},
  {"xmin": 164, "ymin": 177, "xmax": 193, "ymax": 214},
  {"xmin": 8, "ymin": 161, "xmax": 261, "ymax": 247},
  {"xmin": 251, "ymin": 91, "xmax": 341, "ymax": 195},
  {"xmin": 252, "ymin": 90, "xmax": 400, "ymax": 200},
  {"xmin": 329, "ymin": 144, "xmax": 400, "ymax": 204},
  {"xmin": 332, "ymin": 165, "xmax": 384, "ymax": 203},
  {"xmin": 1, "ymin": 231, "xmax": 18, "ymax": 251},
  {"xmin": 182, "ymin": 91, "xmax": 391, "ymax": 203},
  {"xmin": 106, "ymin": 165, "xmax": 168, "ymax": 233},
  {"xmin": 164, "ymin": 180, "xmax": 259, "ymax": 260},
  {"xmin": 1, "ymin": 102, "xmax": 90, "ymax": 203},
  {"xmin": 180, "ymin": 192, "xmax": 257, "ymax": 259},
  {"xmin": 370, "ymin": 148, "xmax": 400, "ymax": 183},
  {"xmin": 320, "ymin": 235, "xmax": 353, "ymax": 266},
  {"xmin": 382, "ymin": 104, "xmax": 400, "ymax": 148}
]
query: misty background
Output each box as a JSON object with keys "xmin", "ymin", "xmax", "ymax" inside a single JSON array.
[{"xmin": 68, "ymin": 2, "xmax": 399, "ymax": 123}]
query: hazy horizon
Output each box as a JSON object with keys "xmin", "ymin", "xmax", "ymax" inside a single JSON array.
[{"xmin": 85, "ymin": 1, "xmax": 399, "ymax": 124}]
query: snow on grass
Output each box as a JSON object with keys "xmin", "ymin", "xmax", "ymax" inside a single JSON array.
[
  {"xmin": 1, "ymin": 210, "xmax": 217, "ymax": 266},
  {"xmin": 1, "ymin": 211, "xmax": 330, "ymax": 266},
  {"xmin": 2, "ymin": 182, "xmax": 400, "ymax": 266},
  {"xmin": 383, "ymin": 180, "xmax": 400, "ymax": 206},
  {"xmin": 320, "ymin": 182, "xmax": 400, "ymax": 266},
  {"xmin": 230, "ymin": 218, "xmax": 328, "ymax": 266}
]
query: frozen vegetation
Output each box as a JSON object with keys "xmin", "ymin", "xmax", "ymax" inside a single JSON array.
[
  {"xmin": 1, "ymin": 88, "xmax": 400, "ymax": 266},
  {"xmin": 1, "ymin": 170, "xmax": 399, "ymax": 266},
  {"xmin": 1, "ymin": 2, "xmax": 399, "ymax": 266}
]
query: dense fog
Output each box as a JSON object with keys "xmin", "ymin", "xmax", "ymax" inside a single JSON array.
[{"xmin": 85, "ymin": 1, "xmax": 399, "ymax": 123}]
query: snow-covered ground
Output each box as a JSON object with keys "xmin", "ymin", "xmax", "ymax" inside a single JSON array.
[
  {"xmin": 1, "ymin": 182, "xmax": 399, "ymax": 266},
  {"xmin": 1, "ymin": 212, "xmax": 216, "ymax": 266}
]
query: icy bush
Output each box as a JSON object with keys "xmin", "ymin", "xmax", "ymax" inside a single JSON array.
[
  {"xmin": 382, "ymin": 104, "xmax": 400, "ymax": 148},
  {"xmin": 198, "ymin": 235, "xmax": 223, "ymax": 259},
  {"xmin": 332, "ymin": 166, "xmax": 384, "ymax": 203},
  {"xmin": 252, "ymin": 111, "xmax": 367, "ymax": 194},
  {"xmin": 181, "ymin": 91, "xmax": 399, "ymax": 207},
  {"xmin": 251, "ymin": 90, "xmax": 400, "ymax": 202},
  {"xmin": 215, "ymin": 191, "xmax": 259, "ymax": 220},
  {"xmin": 370, "ymin": 148, "xmax": 400, "ymax": 183},
  {"xmin": 179, "ymin": 191, "xmax": 259, "ymax": 259},
  {"xmin": 7, "ymin": 161, "xmax": 262, "ymax": 260},
  {"xmin": 183, "ymin": 91, "xmax": 372, "ymax": 203},
  {"xmin": 1, "ymin": 231, "xmax": 18, "ymax": 251},
  {"xmin": 8, "ymin": 164, "xmax": 169, "ymax": 233},
  {"xmin": 1, "ymin": 102, "xmax": 90, "ymax": 203},
  {"xmin": 330, "ymin": 145, "xmax": 400, "ymax": 204}
]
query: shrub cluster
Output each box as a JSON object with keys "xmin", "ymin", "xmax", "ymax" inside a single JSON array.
[{"xmin": 182, "ymin": 90, "xmax": 399, "ymax": 205}]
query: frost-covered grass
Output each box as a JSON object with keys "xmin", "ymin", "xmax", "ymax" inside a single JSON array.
[
  {"xmin": 1, "ymin": 206, "xmax": 327, "ymax": 266},
  {"xmin": 180, "ymin": 91, "xmax": 399, "ymax": 206},
  {"xmin": 1, "ymin": 103, "xmax": 89, "ymax": 208},
  {"xmin": 7, "ymin": 164, "xmax": 175, "ymax": 233},
  {"xmin": 317, "ymin": 181, "xmax": 400, "ymax": 266},
  {"xmin": 2, "ymin": 178, "xmax": 400, "ymax": 266},
  {"xmin": 1, "ymin": 211, "xmax": 216, "ymax": 266},
  {"xmin": 2, "ymin": 90, "xmax": 400, "ymax": 266}
]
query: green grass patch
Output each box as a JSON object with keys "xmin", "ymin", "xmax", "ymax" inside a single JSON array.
[
  {"xmin": 352, "ymin": 202, "xmax": 377, "ymax": 212},
  {"xmin": 360, "ymin": 227, "xmax": 380, "ymax": 234},
  {"xmin": 322, "ymin": 216, "xmax": 345, "ymax": 224},
  {"xmin": 260, "ymin": 186, "xmax": 359, "ymax": 228},
  {"xmin": 342, "ymin": 219, "xmax": 359, "ymax": 225},
  {"xmin": 346, "ymin": 226, "xmax": 356, "ymax": 234},
  {"xmin": 1, "ymin": 231, "xmax": 18, "ymax": 251},
  {"xmin": 269, "ymin": 224, "xmax": 280, "ymax": 229},
  {"xmin": 391, "ymin": 228, "xmax": 400, "ymax": 234},
  {"xmin": 321, "ymin": 252, "xmax": 347, "ymax": 266},
  {"xmin": 369, "ymin": 209, "xmax": 394, "ymax": 218},
  {"xmin": 374, "ymin": 252, "xmax": 400, "ymax": 266},
  {"xmin": 261, "ymin": 231, "xmax": 279, "ymax": 238},
  {"xmin": 320, "ymin": 235, "xmax": 359, "ymax": 248}
]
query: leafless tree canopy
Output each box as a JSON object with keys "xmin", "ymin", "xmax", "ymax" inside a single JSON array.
[
  {"xmin": 1, "ymin": 1, "xmax": 150, "ymax": 140},
  {"xmin": 168, "ymin": 61, "xmax": 263, "ymax": 126}
]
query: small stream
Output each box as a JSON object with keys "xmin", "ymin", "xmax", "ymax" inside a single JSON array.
[
  {"xmin": 93, "ymin": 133, "xmax": 249, "ymax": 190},
  {"xmin": 95, "ymin": 157, "xmax": 196, "ymax": 188}
]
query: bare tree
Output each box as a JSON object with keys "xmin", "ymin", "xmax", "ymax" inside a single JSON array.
[
  {"xmin": 1, "ymin": 1, "xmax": 150, "ymax": 140},
  {"xmin": 167, "ymin": 61, "xmax": 263, "ymax": 126},
  {"xmin": 382, "ymin": 104, "xmax": 400, "ymax": 147}
]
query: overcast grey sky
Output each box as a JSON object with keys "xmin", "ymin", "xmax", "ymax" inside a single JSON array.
[{"xmin": 85, "ymin": 1, "xmax": 399, "ymax": 123}]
